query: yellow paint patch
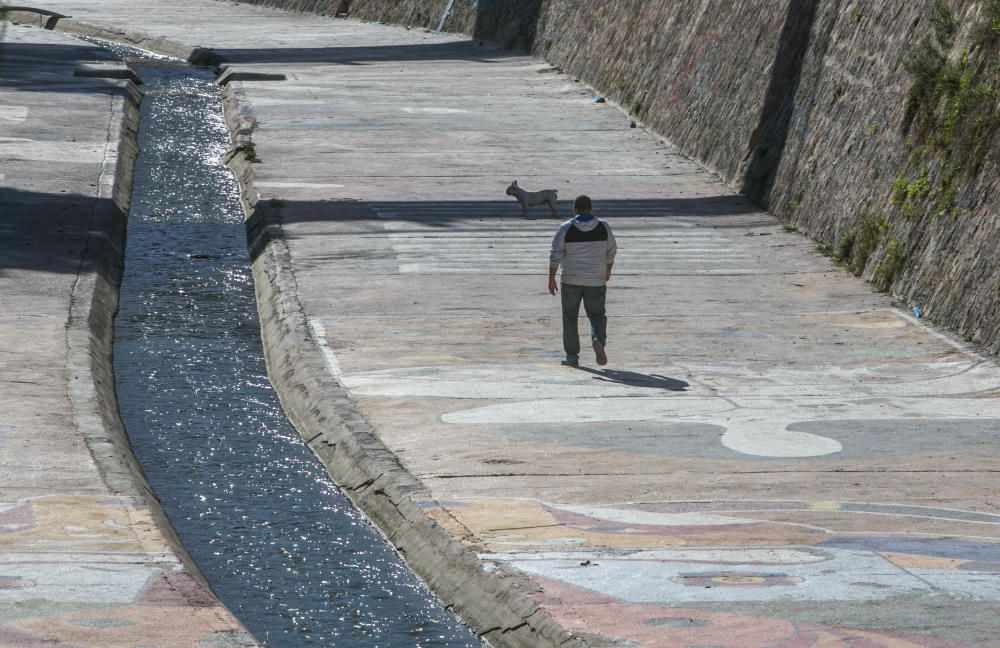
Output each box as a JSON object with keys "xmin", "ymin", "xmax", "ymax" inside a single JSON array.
[
  {"xmin": 809, "ymin": 501, "xmax": 842, "ymax": 511},
  {"xmin": 446, "ymin": 499, "xmax": 685, "ymax": 550},
  {"xmin": 0, "ymin": 496, "xmax": 169, "ymax": 553},
  {"xmin": 881, "ymin": 552, "xmax": 965, "ymax": 570},
  {"xmin": 13, "ymin": 605, "xmax": 248, "ymax": 647},
  {"xmin": 850, "ymin": 319, "xmax": 907, "ymax": 330}
]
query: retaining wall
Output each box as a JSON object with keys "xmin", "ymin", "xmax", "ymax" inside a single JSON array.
[{"xmin": 226, "ymin": 0, "xmax": 1000, "ymax": 354}]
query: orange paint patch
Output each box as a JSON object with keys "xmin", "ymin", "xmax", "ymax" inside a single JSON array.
[
  {"xmin": 8, "ymin": 605, "xmax": 253, "ymax": 647},
  {"xmin": 881, "ymin": 552, "xmax": 966, "ymax": 570},
  {"xmin": 0, "ymin": 496, "xmax": 169, "ymax": 553},
  {"xmin": 445, "ymin": 498, "xmax": 828, "ymax": 550}
]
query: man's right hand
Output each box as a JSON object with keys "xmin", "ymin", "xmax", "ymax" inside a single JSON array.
[{"xmin": 548, "ymin": 276, "xmax": 558, "ymax": 295}]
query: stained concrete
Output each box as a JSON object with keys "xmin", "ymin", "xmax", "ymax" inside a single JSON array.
[
  {"xmin": 9, "ymin": 1, "xmax": 1000, "ymax": 647},
  {"xmin": 0, "ymin": 22, "xmax": 255, "ymax": 647}
]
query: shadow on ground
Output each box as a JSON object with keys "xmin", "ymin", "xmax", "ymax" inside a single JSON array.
[
  {"xmin": 0, "ymin": 41, "xmax": 128, "ymax": 93},
  {"xmin": 0, "ymin": 187, "xmax": 125, "ymax": 279},
  {"xmin": 247, "ymin": 195, "xmax": 765, "ymax": 262},
  {"xmin": 210, "ymin": 40, "xmax": 517, "ymax": 66},
  {"xmin": 575, "ymin": 367, "xmax": 689, "ymax": 391}
]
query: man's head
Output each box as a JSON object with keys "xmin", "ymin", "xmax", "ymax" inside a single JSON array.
[{"xmin": 574, "ymin": 195, "xmax": 593, "ymax": 214}]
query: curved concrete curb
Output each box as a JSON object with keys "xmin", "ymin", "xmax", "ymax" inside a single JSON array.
[{"xmin": 221, "ymin": 84, "xmax": 589, "ymax": 648}]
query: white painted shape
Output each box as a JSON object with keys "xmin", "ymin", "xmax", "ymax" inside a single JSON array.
[
  {"xmin": 401, "ymin": 107, "xmax": 470, "ymax": 114},
  {"xmin": 339, "ymin": 364, "xmax": 668, "ymax": 399},
  {"xmin": 910, "ymin": 567, "xmax": 1000, "ymax": 600},
  {"xmin": 506, "ymin": 549, "xmax": 960, "ymax": 603},
  {"xmin": 0, "ymin": 563, "xmax": 158, "ymax": 604},
  {"xmin": 481, "ymin": 548, "xmax": 830, "ymax": 565},
  {"xmin": 442, "ymin": 397, "xmax": 732, "ymax": 425},
  {"xmin": 0, "ymin": 106, "xmax": 28, "ymax": 123},
  {"xmin": 256, "ymin": 181, "xmax": 345, "ymax": 189},
  {"xmin": 0, "ymin": 141, "xmax": 105, "ymax": 163},
  {"xmin": 721, "ymin": 422, "xmax": 843, "ymax": 458},
  {"xmin": 308, "ymin": 319, "xmax": 343, "ymax": 379},
  {"xmin": 554, "ymin": 504, "xmax": 757, "ymax": 527}
]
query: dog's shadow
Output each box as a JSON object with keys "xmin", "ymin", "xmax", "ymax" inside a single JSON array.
[{"xmin": 575, "ymin": 367, "xmax": 689, "ymax": 391}]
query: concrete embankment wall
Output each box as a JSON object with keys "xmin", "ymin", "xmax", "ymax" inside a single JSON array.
[{"xmin": 227, "ymin": 0, "xmax": 1000, "ymax": 355}]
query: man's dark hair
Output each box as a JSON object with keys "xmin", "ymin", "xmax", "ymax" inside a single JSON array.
[{"xmin": 574, "ymin": 195, "xmax": 593, "ymax": 213}]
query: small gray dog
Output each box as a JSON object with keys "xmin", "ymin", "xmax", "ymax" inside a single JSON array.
[{"xmin": 505, "ymin": 180, "xmax": 559, "ymax": 218}]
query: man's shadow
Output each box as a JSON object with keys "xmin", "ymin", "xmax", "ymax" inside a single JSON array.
[{"xmin": 575, "ymin": 367, "xmax": 688, "ymax": 391}]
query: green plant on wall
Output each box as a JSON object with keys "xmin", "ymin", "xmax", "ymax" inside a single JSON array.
[
  {"xmin": 843, "ymin": 1, "xmax": 1000, "ymax": 293},
  {"xmin": 836, "ymin": 211, "xmax": 891, "ymax": 278},
  {"xmin": 900, "ymin": 1, "xmax": 1000, "ymax": 218}
]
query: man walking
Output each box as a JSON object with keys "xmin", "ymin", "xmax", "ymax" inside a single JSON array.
[{"xmin": 548, "ymin": 195, "xmax": 617, "ymax": 367}]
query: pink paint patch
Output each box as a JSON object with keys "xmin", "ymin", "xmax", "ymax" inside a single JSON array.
[
  {"xmin": 792, "ymin": 624, "xmax": 972, "ymax": 648},
  {"xmin": 527, "ymin": 576, "xmax": 974, "ymax": 647},
  {"xmin": 0, "ymin": 503, "xmax": 35, "ymax": 533},
  {"xmin": 529, "ymin": 575, "xmax": 794, "ymax": 646},
  {"xmin": 546, "ymin": 506, "xmax": 751, "ymax": 536},
  {"xmin": 139, "ymin": 573, "xmax": 220, "ymax": 608},
  {"xmin": 0, "ymin": 575, "xmax": 36, "ymax": 590},
  {"xmin": 0, "ymin": 625, "xmax": 81, "ymax": 647},
  {"xmin": 769, "ymin": 627, "xmax": 819, "ymax": 648},
  {"xmin": 530, "ymin": 575, "xmax": 614, "ymax": 606}
]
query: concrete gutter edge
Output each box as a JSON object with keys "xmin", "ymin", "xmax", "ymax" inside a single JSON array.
[{"xmin": 220, "ymin": 83, "xmax": 590, "ymax": 648}]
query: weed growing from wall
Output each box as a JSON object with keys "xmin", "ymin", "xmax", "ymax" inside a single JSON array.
[
  {"xmin": 836, "ymin": 1, "xmax": 1000, "ymax": 292},
  {"xmin": 900, "ymin": 0, "xmax": 1000, "ymax": 218}
]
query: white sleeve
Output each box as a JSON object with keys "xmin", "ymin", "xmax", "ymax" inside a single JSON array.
[
  {"xmin": 605, "ymin": 222, "xmax": 618, "ymax": 263},
  {"xmin": 549, "ymin": 225, "xmax": 568, "ymax": 268}
]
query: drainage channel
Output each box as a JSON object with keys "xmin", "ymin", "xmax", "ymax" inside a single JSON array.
[{"xmin": 109, "ymin": 46, "xmax": 484, "ymax": 647}]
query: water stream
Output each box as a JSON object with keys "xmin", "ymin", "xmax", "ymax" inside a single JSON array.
[{"xmin": 112, "ymin": 54, "xmax": 482, "ymax": 648}]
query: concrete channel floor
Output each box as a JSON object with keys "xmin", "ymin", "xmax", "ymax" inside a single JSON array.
[
  {"xmin": 0, "ymin": 22, "xmax": 256, "ymax": 648},
  {"xmin": 10, "ymin": 1, "xmax": 1000, "ymax": 646}
]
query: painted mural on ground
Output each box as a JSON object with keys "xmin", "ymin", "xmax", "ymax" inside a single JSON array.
[
  {"xmin": 311, "ymin": 300, "xmax": 1000, "ymax": 645},
  {"xmin": 432, "ymin": 497, "xmax": 1000, "ymax": 647},
  {"xmin": 0, "ymin": 496, "xmax": 255, "ymax": 647}
]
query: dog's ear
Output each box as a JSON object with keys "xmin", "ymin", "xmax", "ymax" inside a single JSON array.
[{"xmin": 513, "ymin": 180, "xmax": 518, "ymax": 186}]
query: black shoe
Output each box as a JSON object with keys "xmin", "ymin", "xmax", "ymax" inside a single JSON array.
[
  {"xmin": 561, "ymin": 356, "xmax": 579, "ymax": 367},
  {"xmin": 592, "ymin": 339, "xmax": 608, "ymax": 366}
]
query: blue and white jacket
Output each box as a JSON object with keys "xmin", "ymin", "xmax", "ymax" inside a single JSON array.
[{"xmin": 549, "ymin": 214, "xmax": 618, "ymax": 287}]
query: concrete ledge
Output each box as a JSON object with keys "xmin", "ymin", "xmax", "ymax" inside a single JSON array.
[
  {"xmin": 74, "ymin": 61, "xmax": 143, "ymax": 84},
  {"xmin": 2, "ymin": 7, "xmax": 64, "ymax": 29},
  {"xmin": 221, "ymin": 84, "xmax": 589, "ymax": 648},
  {"xmin": 216, "ymin": 67, "xmax": 288, "ymax": 86}
]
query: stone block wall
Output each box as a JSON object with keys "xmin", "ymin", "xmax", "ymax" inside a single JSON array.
[{"xmin": 225, "ymin": 0, "xmax": 1000, "ymax": 354}]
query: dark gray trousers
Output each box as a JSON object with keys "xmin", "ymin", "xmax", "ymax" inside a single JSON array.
[{"xmin": 561, "ymin": 283, "xmax": 607, "ymax": 359}]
